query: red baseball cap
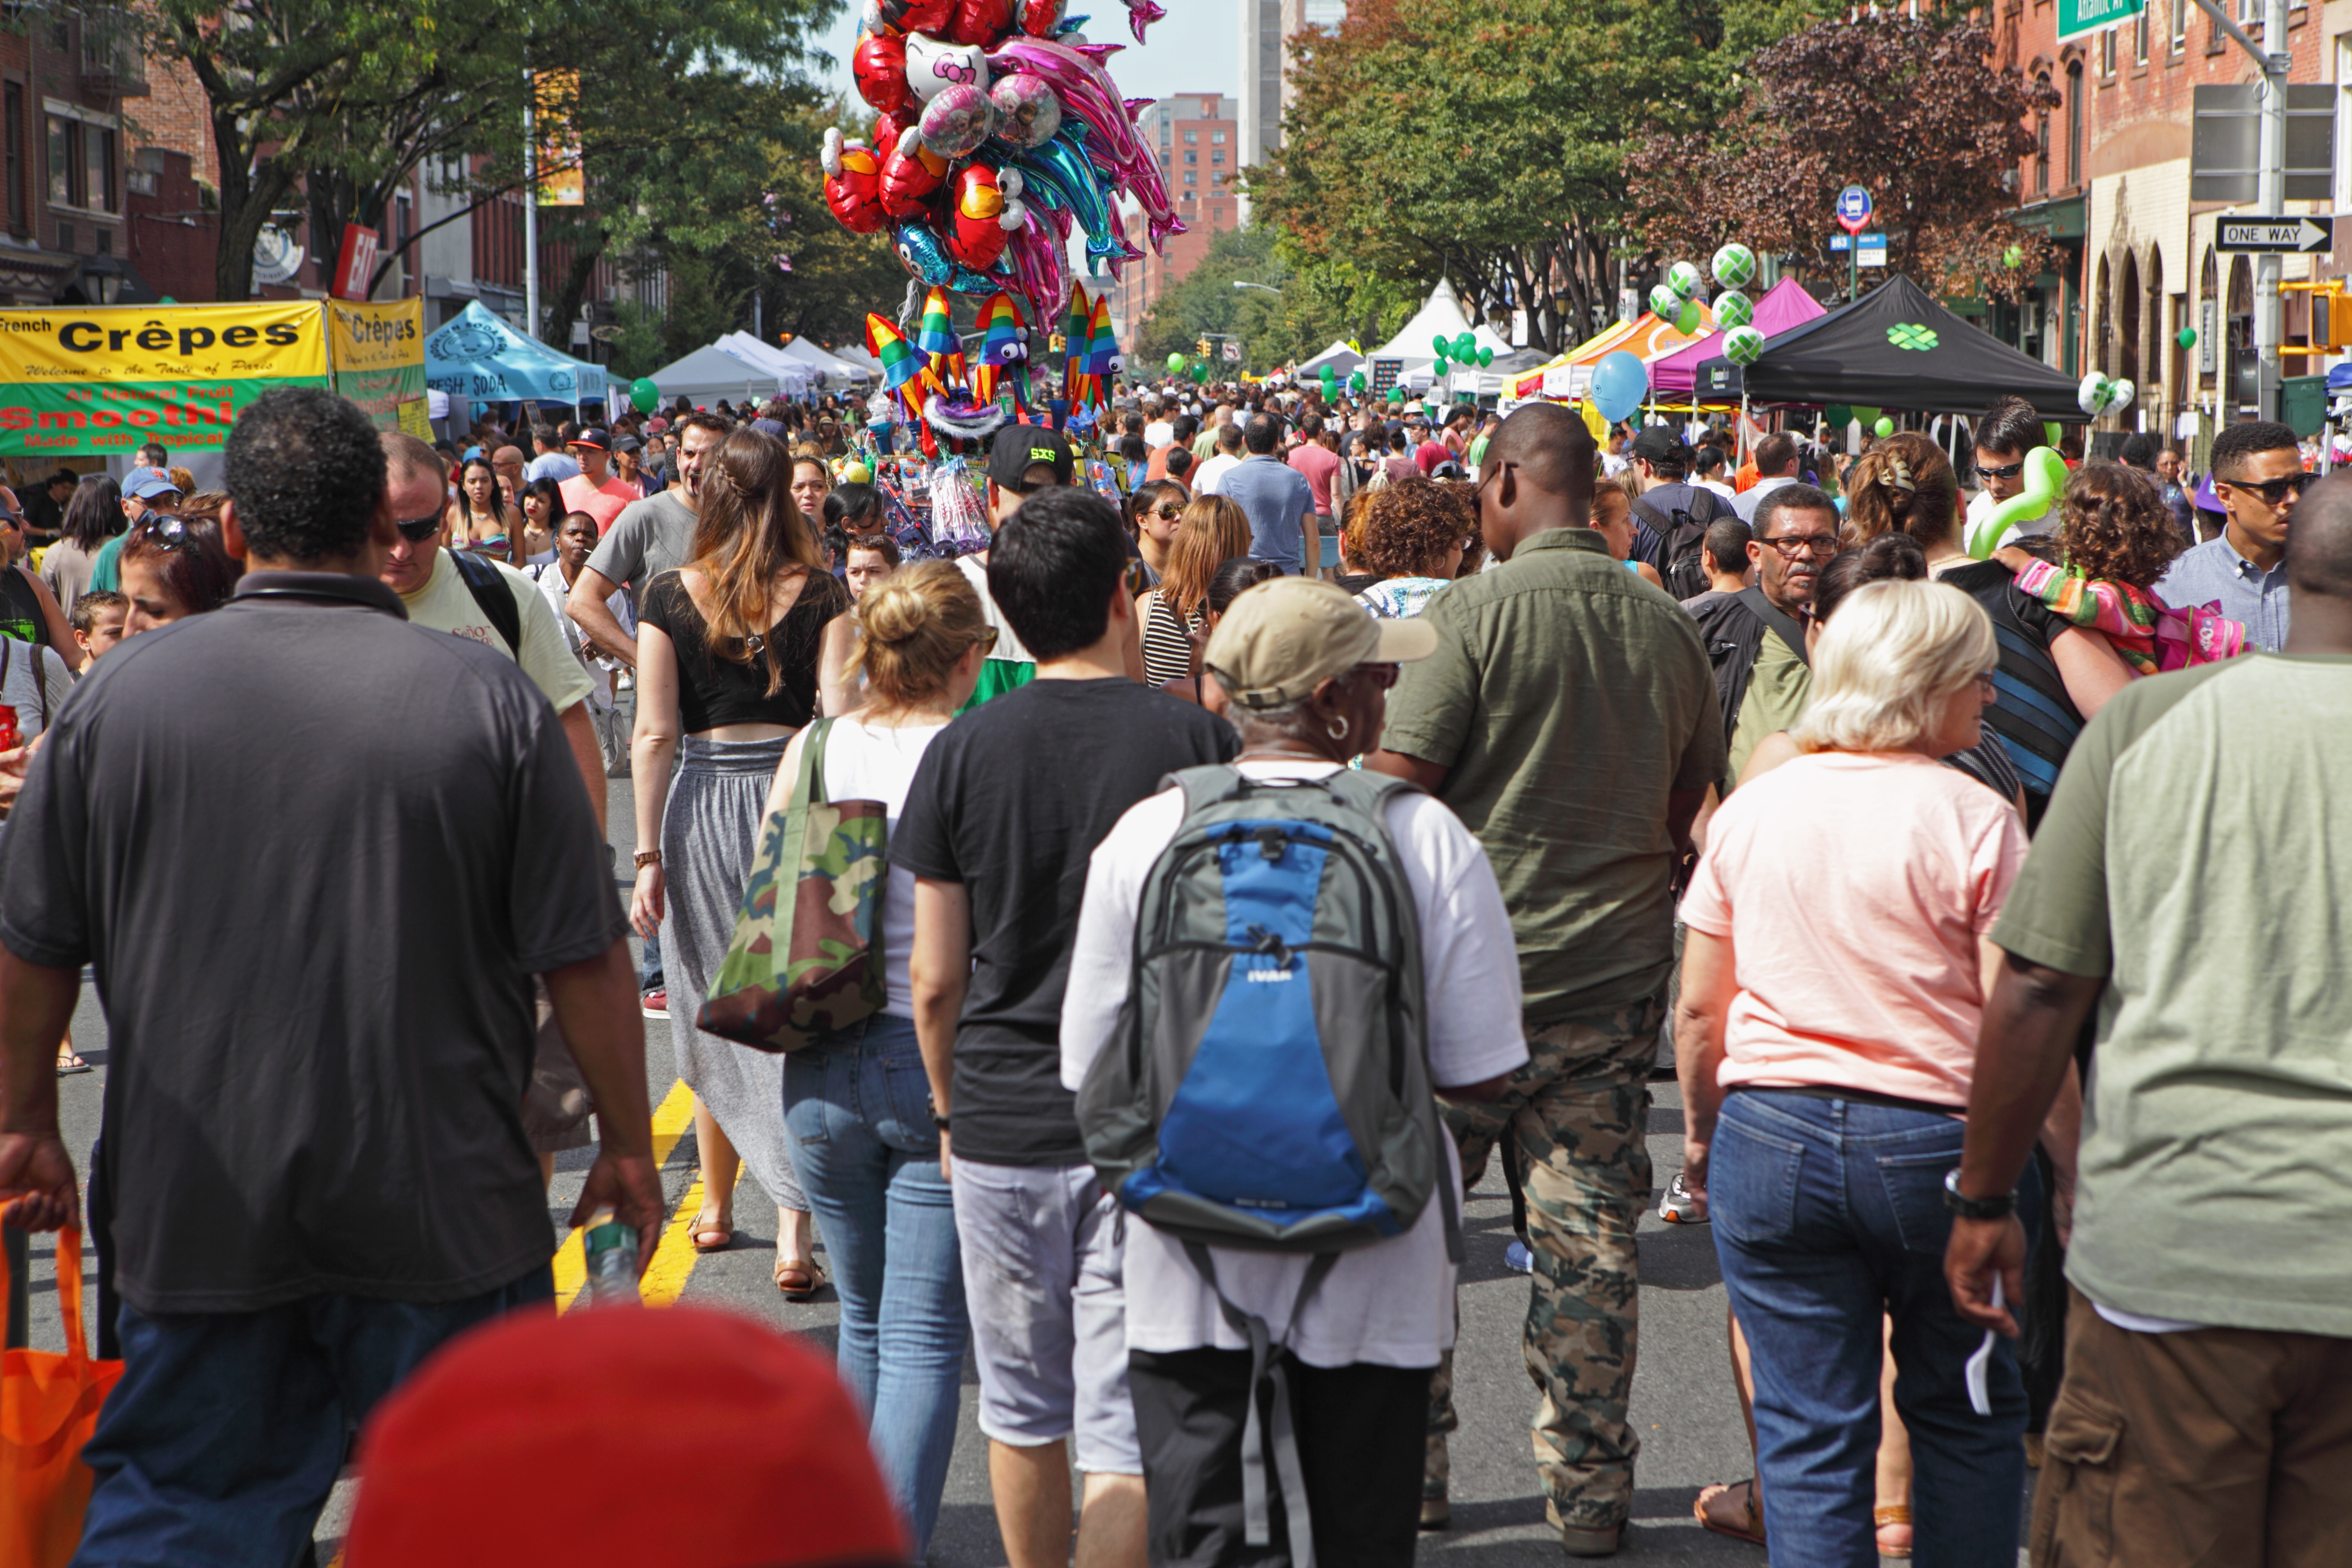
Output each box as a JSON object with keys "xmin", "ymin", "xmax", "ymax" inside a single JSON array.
[{"xmin": 342, "ymin": 1304, "xmax": 912, "ymax": 1567}]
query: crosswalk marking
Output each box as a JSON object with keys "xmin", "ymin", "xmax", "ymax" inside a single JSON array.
[{"xmin": 553, "ymin": 1078, "xmax": 700, "ymax": 1311}]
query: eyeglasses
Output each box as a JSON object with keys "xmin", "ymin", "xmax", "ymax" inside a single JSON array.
[
  {"xmin": 1151, "ymin": 503, "xmax": 1184, "ymax": 520},
  {"xmin": 395, "ymin": 513, "xmax": 444, "ymax": 542},
  {"xmin": 974, "ymin": 627, "xmax": 1000, "ymax": 653},
  {"xmin": 2218, "ymin": 473, "xmax": 2308, "ymax": 507},
  {"xmin": 1762, "ymin": 532, "xmax": 1840, "ymax": 557},
  {"xmin": 1976, "ymin": 460, "xmax": 2025, "ymax": 480}
]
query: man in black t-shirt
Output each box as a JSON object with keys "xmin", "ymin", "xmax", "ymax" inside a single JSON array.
[
  {"xmin": 0, "ymin": 389, "xmax": 661, "ymax": 1568},
  {"xmin": 897, "ymin": 486, "xmax": 1235, "ymax": 1568}
]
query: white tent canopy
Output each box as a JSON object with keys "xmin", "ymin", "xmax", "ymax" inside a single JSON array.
[
  {"xmin": 772, "ymin": 334, "xmax": 874, "ymax": 387},
  {"xmin": 1297, "ymin": 340, "xmax": 1362, "ymax": 376},
  {"xmin": 644, "ymin": 342, "xmax": 807, "ymax": 407},
  {"xmin": 1364, "ymin": 279, "xmax": 1512, "ymax": 370}
]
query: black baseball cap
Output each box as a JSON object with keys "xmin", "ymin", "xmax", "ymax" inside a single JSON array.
[
  {"xmin": 1628, "ymin": 427, "xmax": 1684, "ymax": 464},
  {"xmin": 570, "ymin": 427, "xmax": 611, "ymax": 451},
  {"xmin": 985, "ymin": 425, "xmax": 1076, "ymax": 492}
]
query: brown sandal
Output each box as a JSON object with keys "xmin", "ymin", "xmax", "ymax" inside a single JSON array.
[
  {"xmin": 689, "ymin": 1206, "xmax": 734, "ymax": 1253},
  {"xmin": 1875, "ymin": 1502, "xmax": 1913, "ymax": 1559},
  {"xmin": 775, "ymin": 1256, "xmax": 828, "ymax": 1301},
  {"xmin": 1694, "ymin": 1478, "xmax": 1765, "ymax": 1546}
]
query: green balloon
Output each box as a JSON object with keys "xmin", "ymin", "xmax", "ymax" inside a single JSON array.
[
  {"xmin": 2004, "ymin": 244, "xmax": 2026, "ymax": 269},
  {"xmin": 2176, "ymin": 326, "xmax": 2197, "ymax": 349},
  {"xmin": 1166, "ymin": 352, "xmax": 1186, "ymax": 372},
  {"xmin": 1676, "ymin": 300, "xmax": 1702, "ymax": 335},
  {"xmin": 1348, "ymin": 371, "xmax": 1366, "ymax": 392},
  {"xmin": 1477, "ymin": 347, "xmax": 1493, "ymax": 367},
  {"xmin": 1432, "ymin": 335, "xmax": 1450, "ymax": 356},
  {"xmin": 1452, "ymin": 332, "xmax": 1477, "ymax": 361},
  {"xmin": 1873, "ymin": 416, "xmax": 1895, "ymax": 438},
  {"xmin": 629, "ymin": 377, "xmax": 660, "ymax": 414}
]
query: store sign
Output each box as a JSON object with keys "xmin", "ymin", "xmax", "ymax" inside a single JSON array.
[
  {"xmin": 0, "ymin": 302, "xmax": 327, "ymax": 454},
  {"xmin": 327, "ymin": 297, "xmax": 427, "ymax": 431}
]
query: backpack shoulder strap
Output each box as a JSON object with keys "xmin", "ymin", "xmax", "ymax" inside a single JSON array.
[
  {"xmin": 1318, "ymin": 766, "xmax": 1422, "ymax": 818},
  {"xmin": 450, "ymin": 550, "xmax": 523, "ymax": 659},
  {"xmin": 1736, "ymin": 583, "xmax": 1812, "ymax": 670}
]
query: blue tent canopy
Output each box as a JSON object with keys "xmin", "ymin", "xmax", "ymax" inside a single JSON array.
[{"xmin": 426, "ymin": 300, "xmax": 607, "ymax": 407}]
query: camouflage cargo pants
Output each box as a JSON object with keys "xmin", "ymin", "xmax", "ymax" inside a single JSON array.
[{"xmin": 1428, "ymin": 1001, "xmax": 1658, "ymax": 1535}]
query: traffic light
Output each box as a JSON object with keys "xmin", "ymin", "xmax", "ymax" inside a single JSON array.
[
  {"xmin": 1196, "ymin": 337, "xmax": 1211, "ymax": 358},
  {"xmin": 1048, "ymin": 332, "xmax": 1066, "ymax": 353}
]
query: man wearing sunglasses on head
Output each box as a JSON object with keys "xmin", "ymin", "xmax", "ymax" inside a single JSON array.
[
  {"xmin": 2156, "ymin": 419, "xmax": 2302, "ymax": 652},
  {"xmin": 1962, "ymin": 396, "xmax": 2054, "ymax": 547}
]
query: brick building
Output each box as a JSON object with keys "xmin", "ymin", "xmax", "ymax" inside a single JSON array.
[
  {"xmin": 0, "ymin": 10, "xmax": 154, "ymax": 306},
  {"xmin": 1984, "ymin": 0, "xmax": 2332, "ymax": 433},
  {"xmin": 1114, "ymin": 94, "xmax": 1241, "ymax": 346}
]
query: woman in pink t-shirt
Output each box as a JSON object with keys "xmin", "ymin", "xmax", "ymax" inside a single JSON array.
[{"xmin": 1673, "ymin": 579, "xmax": 2038, "ymax": 1567}]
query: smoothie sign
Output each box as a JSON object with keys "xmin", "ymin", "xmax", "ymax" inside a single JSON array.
[{"xmin": 0, "ymin": 302, "xmax": 330, "ymax": 455}]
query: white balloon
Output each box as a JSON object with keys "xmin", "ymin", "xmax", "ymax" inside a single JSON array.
[
  {"xmin": 2108, "ymin": 377, "xmax": 2135, "ymax": 413},
  {"xmin": 904, "ymin": 32, "xmax": 988, "ymax": 102}
]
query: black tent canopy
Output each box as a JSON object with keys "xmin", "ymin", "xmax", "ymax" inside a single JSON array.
[{"xmin": 1696, "ymin": 274, "xmax": 2085, "ymax": 421}]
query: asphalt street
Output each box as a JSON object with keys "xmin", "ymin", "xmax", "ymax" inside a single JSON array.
[{"xmin": 15, "ymin": 768, "xmax": 2028, "ymax": 1564}]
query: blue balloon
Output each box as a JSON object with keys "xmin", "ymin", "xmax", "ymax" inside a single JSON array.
[
  {"xmin": 1590, "ymin": 350, "xmax": 1648, "ymax": 426},
  {"xmin": 1005, "ymin": 131, "xmax": 1124, "ymax": 262},
  {"xmin": 892, "ymin": 222, "xmax": 1006, "ymax": 295}
]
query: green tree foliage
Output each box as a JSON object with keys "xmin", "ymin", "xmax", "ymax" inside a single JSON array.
[
  {"xmin": 1243, "ymin": 0, "xmax": 1762, "ymax": 353},
  {"xmin": 1130, "ymin": 228, "xmax": 1418, "ymax": 373},
  {"xmin": 1625, "ymin": 13, "xmax": 2058, "ymax": 301}
]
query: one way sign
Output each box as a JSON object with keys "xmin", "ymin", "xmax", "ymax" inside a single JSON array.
[{"xmin": 2215, "ymin": 216, "xmax": 2335, "ymax": 254}]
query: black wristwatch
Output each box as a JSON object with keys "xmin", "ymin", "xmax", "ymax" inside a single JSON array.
[{"xmin": 1943, "ymin": 1167, "xmax": 2014, "ymax": 1220}]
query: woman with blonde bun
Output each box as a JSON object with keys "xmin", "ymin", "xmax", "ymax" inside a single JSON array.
[{"xmin": 763, "ymin": 558, "xmax": 993, "ymax": 1556}]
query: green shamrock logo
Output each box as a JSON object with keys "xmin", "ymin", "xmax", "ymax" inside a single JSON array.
[{"xmin": 1888, "ymin": 323, "xmax": 1939, "ymax": 351}]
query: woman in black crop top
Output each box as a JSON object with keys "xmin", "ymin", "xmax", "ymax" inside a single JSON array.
[{"xmin": 628, "ymin": 426, "xmax": 853, "ymax": 1300}]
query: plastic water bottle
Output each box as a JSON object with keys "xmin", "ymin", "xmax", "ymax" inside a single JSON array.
[{"xmin": 582, "ymin": 1208, "xmax": 640, "ymax": 1308}]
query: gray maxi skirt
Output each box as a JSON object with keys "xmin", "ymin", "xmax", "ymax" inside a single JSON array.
[{"xmin": 660, "ymin": 734, "xmax": 805, "ymax": 1214}]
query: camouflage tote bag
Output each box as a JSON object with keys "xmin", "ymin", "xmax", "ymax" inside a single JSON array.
[{"xmin": 696, "ymin": 719, "xmax": 888, "ymax": 1052}]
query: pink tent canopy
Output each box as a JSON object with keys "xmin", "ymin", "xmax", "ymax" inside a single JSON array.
[{"xmin": 1647, "ymin": 279, "xmax": 1828, "ymax": 396}]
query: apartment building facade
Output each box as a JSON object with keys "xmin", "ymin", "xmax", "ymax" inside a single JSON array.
[
  {"xmin": 1114, "ymin": 94, "xmax": 1243, "ymax": 340},
  {"xmin": 0, "ymin": 10, "xmax": 151, "ymax": 307}
]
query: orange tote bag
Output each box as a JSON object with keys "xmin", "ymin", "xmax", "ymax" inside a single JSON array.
[{"xmin": 1, "ymin": 1227, "xmax": 124, "ymax": 1568}]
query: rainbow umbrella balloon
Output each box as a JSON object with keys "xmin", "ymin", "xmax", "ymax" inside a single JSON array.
[{"xmin": 865, "ymin": 312, "xmax": 925, "ymax": 418}]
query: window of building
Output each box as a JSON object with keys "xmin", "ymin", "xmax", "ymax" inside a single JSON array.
[
  {"xmin": 2066, "ymin": 61, "xmax": 2083, "ymax": 182},
  {"xmin": 2236, "ymin": 0, "xmax": 2254, "ymax": 23},
  {"xmin": 1184, "ymin": 129, "xmax": 1197, "ymax": 144},
  {"xmin": 2170, "ymin": 0, "xmax": 2186, "ymax": 51},
  {"xmin": 83, "ymin": 124, "xmax": 113, "ymax": 211},
  {"xmin": 3, "ymin": 84, "xmax": 20, "ymax": 236},
  {"xmin": 2100, "ymin": 26, "xmax": 2115, "ymax": 75},
  {"xmin": 54, "ymin": 219, "xmax": 70, "ymax": 252},
  {"xmin": 93, "ymin": 225, "xmax": 107, "ymax": 254},
  {"xmin": 1184, "ymin": 150, "xmax": 1197, "ymax": 164},
  {"xmin": 46, "ymin": 114, "xmax": 68, "ymax": 206},
  {"xmin": 2035, "ymin": 74, "xmax": 2051, "ymax": 195},
  {"xmin": 2133, "ymin": 7, "xmax": 2148, "ymax": 62},
  {"xmin": 1212, "ymin": 151, "xmax": 1225, "ymax": 165},
  {"xmin": 1211, "ymin": 130, "xmax": 1226, "ymax": 144},
  {"xmin": 1185, "ymin": 170, "xmax": 1197, "ymax": 184}
]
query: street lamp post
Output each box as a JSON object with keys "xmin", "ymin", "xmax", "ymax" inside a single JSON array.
[{"xmin": 1232, "ymin": 281, "xmax": 1282, "ymax": 295}]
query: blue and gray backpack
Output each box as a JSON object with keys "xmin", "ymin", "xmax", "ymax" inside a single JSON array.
[{"xmin": 1077, "ymin": 763, "xmax": 1460, "ymax": 1565}]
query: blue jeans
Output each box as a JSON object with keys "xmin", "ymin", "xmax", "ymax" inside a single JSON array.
[
  {"xmin": 76, "ymin": 1266, "xmax": 552, "ymax": 1568},
  {"xmin": 783, "ymin": 1011, "xmax": 968, "ymax": 1553},
  {"xmin": 1709, "ymin": 1091, "xmax": 2038, "ymax": 1568}
]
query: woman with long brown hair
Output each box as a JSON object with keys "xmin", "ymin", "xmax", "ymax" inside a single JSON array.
[
  {"xmin": 629, "ymin": 426, "xmax": 854, "ymax": 1300},
  {"xmin": 446, "ymin": 455, "xmax": 524, "ymax": 565},
  {"xmin": 1136, "ymin": 493, "xmax": 1250, "ymax": 687}
]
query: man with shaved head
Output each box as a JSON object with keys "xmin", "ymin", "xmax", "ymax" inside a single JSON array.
[
  {"xmin": 1947, "ymin": 471, "xmax": 2352, "ymax": 1564},
  {"xmin": 1370, "ymin": 401, "xmax": 1725, "ymax": 1555}
]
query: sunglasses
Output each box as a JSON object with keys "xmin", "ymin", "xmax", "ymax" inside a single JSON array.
[
  {"xmin": 396, "ymin": 513, "xmax": 445, "ymax": 542},
  {"xmin": 2218, "ymin": 473, "xmax": 2307, "ymax": 507},
  {"xmin": 138, "ymin": 514, "xmax": 201, "ymax": 551},
  {"xmin": 1150, "ymin": 503, "xmax": 1184, "ymax": 520},
  {"xmin": 1976, "ymin": 460, "xmax": 2026, "ymax": 480}
]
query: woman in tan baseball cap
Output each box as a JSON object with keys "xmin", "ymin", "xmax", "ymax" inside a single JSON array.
[{"xmin": 1202, "ymin": 575, "xmax": 1438, "ymax": 763}]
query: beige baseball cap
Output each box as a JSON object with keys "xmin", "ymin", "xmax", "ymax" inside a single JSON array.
[{"xmin": 1205, "ymin": 576, "xmax": 1438, "ymax": 710}]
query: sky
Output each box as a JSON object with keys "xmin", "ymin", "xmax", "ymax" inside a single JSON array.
[{"xmin": 808, "ymin": 0, "xmax": 1241, "ymax": 118}]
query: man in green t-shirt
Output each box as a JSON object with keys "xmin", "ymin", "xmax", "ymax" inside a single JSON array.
[
  {"xmin": 1946, "ymin": 474, "xmax": 2352, "ymax": 1563},
  {"xmin": 1371, "ymin": 401, "xmax": 1724, "ymax": 1557}
]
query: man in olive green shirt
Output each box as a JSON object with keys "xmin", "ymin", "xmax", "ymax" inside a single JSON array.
[
  {"xmin": 1945, "ymin": 475, "xmax": 2352, "ymax": 1565},
  {"xmin": 1372, "ymin": 402, "xmax": 1724, "ymax": 1557}
]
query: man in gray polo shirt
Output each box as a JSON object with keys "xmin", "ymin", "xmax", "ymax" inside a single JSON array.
[
  {"xmin": 567, "ymin": 409, "xmax": 727, "ymax": 665},
  {"xmin": 0, "ymin": 387, "xmax": 662, "ymax": 1568}
]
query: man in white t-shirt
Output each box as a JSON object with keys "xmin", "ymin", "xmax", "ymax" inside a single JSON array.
[
  {"xmin": 529, "ymin": 510, "xmax": 634, "ymax": 775},
  {"xmin": 1142, "ymin": 395, "xmax": 1174, "ymax": 451},
  {"xmin": 1192, "ymin": 421, "xmax": 1245, "ymax": 495},
  {"xmin": 381, "ymin": 429, "xmax": 607, "ymax": 1176},
  {"xmin": 1061, "ymin": 578, "xmax": 1526, "ymax": 1567}
]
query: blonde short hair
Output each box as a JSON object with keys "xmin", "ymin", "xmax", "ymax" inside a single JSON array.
[{"xmin": 1790, "ymin": 579, "xmax": 1996, "ymax": 754}]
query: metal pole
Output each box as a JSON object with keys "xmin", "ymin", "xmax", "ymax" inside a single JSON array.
[
  {"xmin": 2253, "ymin": 0, "xmax": 2288, "ymax": 421},
  {"xmin": 523, "ymin": 63, "xmax": 540, "ymax": 344}
]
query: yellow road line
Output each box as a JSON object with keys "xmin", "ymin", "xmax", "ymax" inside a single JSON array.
[{"xmin": 554, "ymin": 1078, "xmax": 701, "ymax": 1311}]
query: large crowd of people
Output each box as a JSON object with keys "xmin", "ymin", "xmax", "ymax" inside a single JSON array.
[{"xmin": 0, "ymin": 364, "xmax": 2342, "ymax": 1568}]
